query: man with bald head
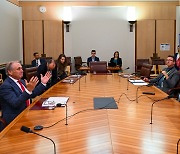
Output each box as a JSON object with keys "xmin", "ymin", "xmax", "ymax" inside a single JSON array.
[{"xmin": 0, "ymin": 61, "xmax": 52, "ymax": 129}]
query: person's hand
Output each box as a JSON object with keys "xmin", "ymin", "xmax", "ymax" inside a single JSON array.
[
  {"xmin": 41, "ymin": 71, "xmax": 52, "ymax": 84},
  {"xmin": 143, "ymin": 77, "xmax": 149, "ymax": 82},
  {"xmin": 162, "ymin": 71, "xmax": 169, "ymax": 79},
  {"xmin": 25, "ymin": 76, "xmax": 39, "ymax": 92}
]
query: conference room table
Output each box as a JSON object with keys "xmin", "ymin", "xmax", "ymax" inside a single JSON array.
[{"xmin": 0, "ymin": 73, "xmax": 180, "ymax": 154}]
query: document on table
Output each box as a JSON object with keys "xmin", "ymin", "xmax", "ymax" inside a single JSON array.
[
  {"xmin": 132, "ymin": 82, "xmax": 148, "ymax": 86},
  {"xmin": 129, "ymin": 79, "xmax": 145, "ymax": 83},
  {"xmin": 42, "ymin": 97, "xmax": 69, "ymax": 107},
  {"xmin": 129, "ymin": 79, "xmax": 148, "ymax": 86}
]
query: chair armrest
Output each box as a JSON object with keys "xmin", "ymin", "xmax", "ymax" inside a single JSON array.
[
  {"xmin": 0, "ymin": 117, "xmax": 6, "ymax": 131},
  {"xmin": 167, "ymin": 87, "xmax": 180, "ymax": 95}
]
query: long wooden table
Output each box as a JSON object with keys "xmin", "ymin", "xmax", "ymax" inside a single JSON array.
[{"xmin": 0, "ymin": 74, "xmax": 180, "ymax": 153}]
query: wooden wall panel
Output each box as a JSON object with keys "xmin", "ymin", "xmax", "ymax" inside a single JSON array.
[
  {"xmin": 20, "ymin": 2, "xmax": 178, "ymax": 21},
  {"xmin": 156, "ymin": 20, "xmax": 175, "ymax": 59},
  {"xmin": 44, "ymin": 20, "xmax": 63, "ymax": 59},
  {"xmin": 136, "ymin": 20, "xmax": 155, "ymax": 59},
  {"xmin": 20, "ymin": 1, "xmax": 178, "ymax": 65},
  {"xmin": 24, "ymin": 21, "xmax": 43, "ymax": 64}
]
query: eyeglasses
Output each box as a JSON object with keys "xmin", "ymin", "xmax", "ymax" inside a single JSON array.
[{"xmin": 166, "ymin": 59, "xmax": 173, "ymax": 61}]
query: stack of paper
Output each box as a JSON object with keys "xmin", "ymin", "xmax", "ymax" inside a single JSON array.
[
  {"xmin": 42, "ymin": 97, "xmax": 69, "ymax": 107},
  {"xmin": 129, "ymin": 79, "xmax": 148, "ymax": 86}
]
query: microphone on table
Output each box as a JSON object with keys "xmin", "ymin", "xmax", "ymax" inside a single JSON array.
[
  {"xmin": 177, "ymin": 138, "xmax": 180, "ymax": 154},
  {"xmin": 123, "ymin": 67, "xmax": 130, "ymax": 71},
  {"xmin": 20, "ymin": 126, "xmax": 56, "ymax": 154},
  {"xmin": 150, "ymin": 94, "xmax": 174, "ymax": 124}
]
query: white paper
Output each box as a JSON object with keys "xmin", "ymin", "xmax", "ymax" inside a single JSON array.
[
  {"xmin": 129, "ymin": 79, "xmax": 145, "ymax": 83},
  {"xmin": 70, "ymin": 75, "xmax": 81, "ymax": 78},
  {"xmin": 132, "ymin": 82, "xmax": 148, "ymax": 86},
  {"xmin": 42, "ymin": 97, "xmax": 69, "ymax": 107}
]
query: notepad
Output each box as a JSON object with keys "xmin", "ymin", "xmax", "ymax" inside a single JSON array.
[
  {"xmin": 42, "ymin": 97, "xmax": 69, "ymax": 107},
  {"xmin": 129, "ymin": 79, "xmax": 145, "ymax": 83},
  {"xmin": 132, "ymin": 82, "xmax": 148, "ymax": 86}
]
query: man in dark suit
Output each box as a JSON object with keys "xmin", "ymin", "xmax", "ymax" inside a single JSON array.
[
  {"xmin": 0, "ymin": 61, "xmax": 51, "ymax": 129},
  {"xmin": 31, "ymin": 52, "xmax": 46, "ymax": 67},
  {"xmin": 36, "ymin": 59, "xmax": 58, "ymax": 89},
  {"xmin": 144, "ymin": 55, "xmax": 179, "ymax": 93},
  {"xmin": 87, "ymin": 50, "xmax": 100, "ymax": 66}
]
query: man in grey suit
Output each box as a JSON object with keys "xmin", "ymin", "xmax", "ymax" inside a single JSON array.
[
  {"xmin": 0, "ymin": 61, "xmax": 51, "ymax": 130},
  {"xmin": 144, "ymin": 55, "xmax": 179, "ymax": 93}
]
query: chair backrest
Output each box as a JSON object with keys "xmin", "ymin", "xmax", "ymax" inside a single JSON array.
[
  {"xmin": 152, "ymin": 59, "xmax": 165, "ymax": 65},
  {"xmin": 0, "ymin": 117, "xmax": 6, "ymax": 132},
  {"xmin": 136, "ymin": 59, "xmax": 150, "ymax": 72},
  {"xmin": 140, "ymin": 63, "xmax": 153, "ymax": 78},
  {"xmin": 74, "ymin": 56, "xmax": 82, "ymax": 70},
  {"xmin": 167, "ymin": 74, "xmax": 180, "ymax": 96},
  {"xmin": 0, "ymin": 73, "xmax": 3, "ymax": 85},
  {"xmin": 89, "ymin": 61, "xmax": 107, "ymax": 73},
  {"xmin": 66, "ymin": 57, "xmax": 71, "ymax": 66},
  {"xmin": 25, "ymin": 67, "xmax": 38, "ymax": 82}
]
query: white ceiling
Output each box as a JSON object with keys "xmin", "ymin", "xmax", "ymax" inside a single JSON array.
[{"xmin": 18, "ymin": 0, "xmax": 179, "ymax": 2}]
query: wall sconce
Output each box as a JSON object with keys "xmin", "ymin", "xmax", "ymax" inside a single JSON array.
[
  {"xmin": 63, "ymin": 7, "xmax": 72, "ymax": 32},
  {"xmin": 63, "ymin": 21, "xmax": 71, "ymax": 32},
  {"xmin": 127, "ymin": 7, "xmax": 136, "ymax": 32},
  {"xmin": 128, "ymin": 20, "xmax": 136, "ymax": 32}
]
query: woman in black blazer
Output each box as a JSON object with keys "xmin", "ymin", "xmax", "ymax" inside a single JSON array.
[{"xmin": 109, "ymin": 51, "xmax": 122, "ymax": 72}]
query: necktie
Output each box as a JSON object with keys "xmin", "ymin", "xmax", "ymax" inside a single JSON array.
[
  {"xmin": 17, "ymin": 80, "xmax": 30, "ymax": 107},
  {"xmin": 36, "ymin": 60, "xmax": 38, "ymax": 66},
  {"xmin": 176, "ymin": 57, "xmax": 180, "ymax": 68}
]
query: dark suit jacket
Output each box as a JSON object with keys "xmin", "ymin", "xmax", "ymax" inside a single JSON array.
[
  {"xmin": 109, "ymin": 58, "xmax": 122, "ymax": 67},
  {"xmin": 150, "ymin": 66, "xmax": 179, "ymax": 93},
  {"xmin": 0, "ymin": 77, "xmax": 46, "ymax": 125},
  {"xmin": 31, "ymin": 58, "xmax": 46, "ymax": 67},
  {"xmin": 87, "ymin": 56, "xmax": 100, "ymax": 66},
  {"xmin": 36, "ymin": 62, "xmax": 58, "ymax": 88}
]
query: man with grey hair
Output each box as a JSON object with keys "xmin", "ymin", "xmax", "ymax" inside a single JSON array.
[{"xmin": 0, "ymin": 61, "xmax": 52, "ymax": 130}]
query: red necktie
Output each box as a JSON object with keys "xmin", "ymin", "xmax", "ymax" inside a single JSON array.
[
  {"xmin": 176, "ymin": 57, "xmax": 180, "ymax": 68},
  {"xmin": 17, "ymin": 80, "xmax": 30, "ymax": 106}
]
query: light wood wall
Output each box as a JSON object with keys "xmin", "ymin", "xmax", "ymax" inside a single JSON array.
[
  {"xmin": 156, "ymin": 20, "xmax": 175, "ymax": 59},
  {"xmin": 23, "ymin": 21, "xmax": 43, "ymax": 64},
  {"xmin": 136, "ymin": 20, "xmax": 156, "ymax": 59},
  {"xmin": 44, "ymin": 20, "xmax": 63, "ymax": 60},
  {"xmin": 19, "ymin": 1, "xmax": 178, "ymax": 64}
]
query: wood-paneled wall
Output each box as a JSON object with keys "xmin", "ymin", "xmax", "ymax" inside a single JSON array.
[
  {"xmin": 19, "ymin": 1, "xmax": 178, "ymax": 64},
  {"xmin": 44, "ymin": 20, "xmax": 63, "ymax": 59},
  {"xmin": 23, "ymin": 21, "xmax": 43, "ymax": 64},
  {"xmin": 136, "ymin": 20, "xmax": 155, "ymax": 59},
  {"xmin": 156, "ymin": 20, "xmax": 175, "ymax": 59},
  {"xmin": 20, "ymin": 1, "xmax": 178, "ymax": 20},
  {"xmin": 136, "ymin": 20, "xmax": 175, "ymax": 60}
]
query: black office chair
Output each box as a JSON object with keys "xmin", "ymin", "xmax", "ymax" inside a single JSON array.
[{"xmin": 66, "ymin": 57, "xmax": 71, "ymax": 66}]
